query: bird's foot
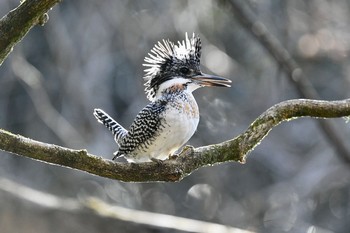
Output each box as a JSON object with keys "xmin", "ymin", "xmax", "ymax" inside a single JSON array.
[
  {"xmin": 168, "ymin": 153, "xmax": 178, "ymax": 160},
  {"xmin": 150, "ymin": 157, "xmax": 164, "ymax": 165}
]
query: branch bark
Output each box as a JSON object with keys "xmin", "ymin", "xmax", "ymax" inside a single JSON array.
[
  {"xmin": 1, "ymin": 99, "xmax": 349, "ymax": 182},
  {"xmin": 0, "ymin": 0, "xmax": 61, "ymax": 65}
]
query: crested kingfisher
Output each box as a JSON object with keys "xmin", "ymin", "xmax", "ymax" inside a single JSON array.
[{"xmin": 94, "ymin": 33, "xmax": 231, "ymax": 162}]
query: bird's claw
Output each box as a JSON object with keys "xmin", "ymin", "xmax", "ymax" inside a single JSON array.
[
  {"xmin": 168, "ymin": 154, "xmax": 179, "ymax": 160},
  {"xmin": 150, "ymin": 157, "xmax": 164, "ymax": 165}
]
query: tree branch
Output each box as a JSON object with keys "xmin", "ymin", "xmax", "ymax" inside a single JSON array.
[
  {"xmin": 1, "ymin": 99, "xmax": 349, "ymax": 182},
  {"xmin": 0, "ymin": 0, "xmax": 61, "ymax": 65}
]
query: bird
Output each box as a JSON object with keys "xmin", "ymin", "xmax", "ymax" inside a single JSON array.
[{"xmin": 93, "ymin": 33, "xmax": 231, "ymax": 163}]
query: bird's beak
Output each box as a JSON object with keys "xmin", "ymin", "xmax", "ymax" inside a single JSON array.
[{"xmin": 192, "ymin": 73, "xmax": 232, "ymax": 87}]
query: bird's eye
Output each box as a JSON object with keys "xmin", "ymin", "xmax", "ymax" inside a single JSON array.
[{"xmin": 179, "ymin": 67, "xmax": 190, "ymax": 75}]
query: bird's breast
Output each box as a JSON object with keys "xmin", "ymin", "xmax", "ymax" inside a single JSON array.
[
  {"xmin": 166, "ymin": 93, "xmax": 199, "ymax": 119},
  {"xmin": 159, "ymin": 93, "xmax": 200, "ymax": 150}
]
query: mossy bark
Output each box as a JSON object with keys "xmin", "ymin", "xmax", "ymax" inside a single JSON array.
[{"xmin": 0, "ymin": 0, "xmax": 60, "ymax": 65}]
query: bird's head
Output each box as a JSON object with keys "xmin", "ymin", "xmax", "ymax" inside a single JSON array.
[{"xmin": 143, "ymin": 33, "xmax": 231, "ymax": 101}]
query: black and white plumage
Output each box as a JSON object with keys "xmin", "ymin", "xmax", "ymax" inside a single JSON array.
[
  {"xmin": 93, "ymin": 109, "xmax": 127, "ymax": 143},
  {"xmin": 94, "ymin": 33, "xmax": 231, "ymax": 162},
  {"xmin": 143, "ymin": 33, "xmax": 202, "ymax": 101}
]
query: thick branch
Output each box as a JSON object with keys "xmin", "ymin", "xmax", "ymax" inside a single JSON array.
[
  {"xmin": 0, "ymin": 0, "xmax": 60, "ymax": 65},
  {"xmin": 1, "ymin": 99, "xmax": 349, "ymax": 182}
]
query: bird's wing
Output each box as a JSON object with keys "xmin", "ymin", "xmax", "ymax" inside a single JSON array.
[{"xmin": 117, "ymin": 100, "xmax": 167, "ymax": 156}]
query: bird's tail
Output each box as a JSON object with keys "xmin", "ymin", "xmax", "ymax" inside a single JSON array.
[{"xmin": 93, "ymin": 108, "xmax": 127, "ymax": 144}]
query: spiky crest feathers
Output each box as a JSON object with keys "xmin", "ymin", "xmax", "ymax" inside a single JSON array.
[{"xmin": 143, "ymin": 33, "xmax": 202, "ymax": 101}]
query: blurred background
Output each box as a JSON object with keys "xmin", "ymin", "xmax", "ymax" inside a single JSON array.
[{"xmin": 1, "ymin": 0, "xmax": 350, "ymax": 232}]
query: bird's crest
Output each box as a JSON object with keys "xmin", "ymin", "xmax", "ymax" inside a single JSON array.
[{"xmin": 143, "ymin": 33, "xmax": 202, "ymax": 101}]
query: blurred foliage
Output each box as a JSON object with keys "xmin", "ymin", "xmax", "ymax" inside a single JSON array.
[{"xmin": 0, "ymin": 0, "xmax": 350, "ymax": 232}]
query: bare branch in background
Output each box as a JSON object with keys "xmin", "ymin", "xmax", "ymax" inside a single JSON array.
[
  {"xmin": 1, "ymin": 98, "xmax": 349, "ymax": 182},
  {"xmin": 87, "ymin": 198, "xmax": 254, "ymax": 233},
  {"xmin": 0, "ymin": 0, "xmax": 61, "ymax": 65},
  {"xmin": 221, "ymin": 0, "xmax": 350, "ymax": 163},
  {"xmin": 0, "ymin": 178, "xmax": 254, "ymax": 233},
  {"xmin": 11, "ymin": 55, "xmax": 86, "ymax": 147}
]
